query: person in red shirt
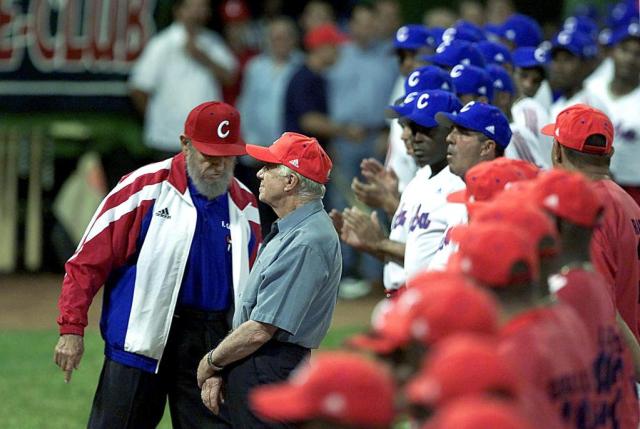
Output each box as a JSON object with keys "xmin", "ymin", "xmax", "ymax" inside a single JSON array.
[
  {"xmin": 470, "ymin": 187, "xmax": 640, "ymax": 429},
  {"xmin": 542, "ymin": 103, "xmax": 640, "ymax": 340},
  {"xmin": 345, "ymin": 271, "xmax": 499, "ymax": 386},
  {"xmin": 448, "ymin": 222, "xmax": 596, "ymax": 429},
  {"xmin": 405, "ymin": 333, "xmax": 562, "ymax": 428}
]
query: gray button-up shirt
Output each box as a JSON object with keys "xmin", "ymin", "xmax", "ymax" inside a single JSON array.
[{"xmin": 233, "ymin": 199, "xmax": 342, "ymax": 349}]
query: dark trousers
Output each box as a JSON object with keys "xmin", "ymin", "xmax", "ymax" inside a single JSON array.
[
  {"xmin": 225, "ymin": 340, "xmax": 310, "ymax": 428},
  {"xmin": 88, "ymin": 309, "xmax": 232, "ymax": 429}
]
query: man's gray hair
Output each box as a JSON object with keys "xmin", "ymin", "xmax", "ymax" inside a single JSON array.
[{"xmin": 276, "ymin": 165, "xmax": 325, "ymax": 200}]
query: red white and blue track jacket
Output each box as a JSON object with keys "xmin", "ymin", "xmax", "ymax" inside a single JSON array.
[{"xmin": 57, "ymin": 153, "xmax": 262, "ymax": 372}]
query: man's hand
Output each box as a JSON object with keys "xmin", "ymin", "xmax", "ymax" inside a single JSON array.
[
  {"xmin": 201, "ymin": 376, "xmax": 224, "ymax": 415},
  {"xmin": 341, "ymin": 208, "xmax": 386, "ymax": 255},
  {"xmin": 329, "ymin": 209, "xmax": 344, "ymax": 235},
  {"xmin": 53, "ymin": 334, "xmax": 84, "ymax": 383},
  {"xmin": 342, "ymin": 124, "xmax": 367, "ymax": 143},
  {"xmin": 360, "ymin": 158, "xmax": 400, "ymax": 195},
  {"xmin": 197, "ymin": 351, "xmax": 216, "ymax": 388},
  {"xmin": 352, "ymin": 159, "xmax": 400, "ymax": 215}
]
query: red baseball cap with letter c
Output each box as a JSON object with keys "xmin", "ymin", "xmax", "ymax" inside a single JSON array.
[
  {"xmin": 246, "ymin": 132, "xmax": 333, "ymax": 184},
  {"xmin": 183, "ymin": 101, "xmax": 247, "ymax": 156},
  {"xmin": 541, "ymin": 104, "xmax": 614, "ymax": 155}
]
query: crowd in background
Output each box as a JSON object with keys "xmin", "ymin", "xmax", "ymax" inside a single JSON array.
[{"xmin": 122, "ymin": 0, "xmax": 640, "ymax": 427}]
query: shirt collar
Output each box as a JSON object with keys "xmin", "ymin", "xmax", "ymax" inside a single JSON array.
[{"xmin": 275, "ymin": 200, "xmax": 324, "ymax": 233}]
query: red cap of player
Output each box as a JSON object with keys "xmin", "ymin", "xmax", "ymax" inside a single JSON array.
[
  {"xmin": 380, "ymin": 272, "xmax": 500, "ymax": 346},
  {"xmin": 447, "ymin": 158, "xmax": 539, "ymax": 204},
  {"xmin": 246, "ymin": 132, "xmax": 333, "ymax": 184},
  {"xmin": 470, "ymin": 201, "xmax": 559, "ymax": 257},
  {"xmin": 449, "ymin": 223, "xmax": 539, "ymax": 287},
  {"xmin": 541, "ymin": 104, "xmax": 614, "ymax": 155},
  {"xmin": 249, "ymin": 352, "xmax": 396, "ymax": 426},
  {"xmin": 406, "ymin": 334, "xmax": 520, "ymax": 408},
  {"xmin": 530, "ymin": 169, "xmax": 603, "ymax": 227},
  {"xmin": 183, "ymin": 101, "xmax": 246, "ymax": 156},
  {"xmin": 304, "ymin": 23, "xmax": 349, "ymax": 50},
  {"xmin": 422, "ymin": 397, "xmax": 535, "ymax": 429}
]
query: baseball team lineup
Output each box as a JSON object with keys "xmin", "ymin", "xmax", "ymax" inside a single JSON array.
[{"xmin": 47, "ymin": 0, "xmax": 640, "ymax": 427}]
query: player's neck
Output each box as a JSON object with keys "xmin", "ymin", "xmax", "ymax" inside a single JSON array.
[
  {"xmin": 562, "ymin": 83, "xmax": 583, "ymax": 100},
  {"xmin": 428, "ymin": 158, "xmax": 448, "ymax": 177}
]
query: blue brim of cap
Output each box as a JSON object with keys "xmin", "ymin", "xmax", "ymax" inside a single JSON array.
[
  {"xmin": 513, "ymin": 59, "xmax": 546, "ymax": 68},
  {"xmin": 404, "ymin": 111, "xmax": 439, "ymax": 128},
  {"xmin": 384, "ymin": 103, "xmax": 412, "ymax": 119},
  {"xmin": 395, "ymin": 41, "xmax": 426, "ymax": 50},
  {"xmin": 435, "ymin": 111, "xmax": 482, "ymax": 134},
  {"xmin": 551, "ymin": 44, "xmax": 585, "ymax": 59}
]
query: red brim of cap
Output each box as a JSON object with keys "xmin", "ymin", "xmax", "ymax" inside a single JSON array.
[
  {"xmin": 540, "ymin": 123, "xmax": 555, "ymax": 137},
  {"xmin": 191, "ymin": 139, "xmax": 247, "ymax": 156},
  {"xmin": 447, "ymin": 190, "xmax": 469, "ymax": 203},
  {"xmin": 249, "ymin": 384, "xmax": 314, "ymax": 423},
  {"xmin": 246, "ymin": 144, "xmax": 281, "ymax": 164},
  {"xmin": 344, "ymin": 333, "xmax": 400, "ymax": 355}
]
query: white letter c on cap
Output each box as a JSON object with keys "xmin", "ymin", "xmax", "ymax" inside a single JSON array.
[
  {"xmin": 217, "ymin": 120, "xmax": 230, "ymax": 138},
  {"xmin": 417, "ymin": 93, "xmax": 430, "ymax": 109}
]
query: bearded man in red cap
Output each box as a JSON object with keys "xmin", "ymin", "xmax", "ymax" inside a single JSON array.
[
  {"xmin": 197, "ymin": 132, "xmax": 342, "ymax": 428},
  {"xmin": 54, "ymin": 101, "xmax": 261, "ymax": 429}
]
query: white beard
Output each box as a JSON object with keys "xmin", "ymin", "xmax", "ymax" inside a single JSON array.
[{"xmin": 186, "ymin": 149, "xmax": 234, "ymax": 200}]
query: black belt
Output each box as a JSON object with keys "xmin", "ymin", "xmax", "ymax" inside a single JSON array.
[{"xmin": 173, "ymin": 307, "xmax": 228, "ymax": 321}]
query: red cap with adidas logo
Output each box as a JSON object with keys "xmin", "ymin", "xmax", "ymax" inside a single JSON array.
[{"xmin": 245, "ymin": 132, "xmax": 333, "ymax": 184}]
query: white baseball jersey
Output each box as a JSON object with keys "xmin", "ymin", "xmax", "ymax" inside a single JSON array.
[
  {"xmin": 585, "ymin": 57, "xmax": 614, "ymax": 94},
  {"xmin": 589, "ymin": 78, "xmax": 640, "ymax": 186},
  {"xmin": 404, "ymin": 167, "xmax": 465, "ymax": 278},
  {"xmin": 534, "ymin": 80, "xmax": 554, "ymax": 113},
  {"xmin": 385, "ymin": 76, "xmax": 419, "ymax": 192},
  {"xmin": 505, "ymin": 122, "xmax": 552, "ymax": 169},
  {"xmin": 511, "ymin": 97, "xmax": 553, "ymax": 168},
  {"xmin": 550, "ymin": 87, "xmax": 611, "ymax": 122},
  {"xmin": 383, "ymin": 165, "xmax": 432, "ymax": 290},
  {"xmin": 427, "ymin": 202, "xmax": 468, "ymax": 271}
]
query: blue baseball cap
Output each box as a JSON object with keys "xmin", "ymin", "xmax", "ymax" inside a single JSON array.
[
  {"xmin": 449, "ymin": 64, "xmax": 494, "ymax": 102},
  {"xmin": 608, "ymin": 20, "xmax": 640, "ymax": 46},
  {"xmin": 476, "ymin": 40, "xmax": 512, "ymax": 66},
  {"xmin": 487, "ymin": 64, "xmax": 515, "ymax": 95},
  {"xmin": 551, "ymin": 30, "xmax": 598, "ymax": 59},
  {"xmin": 512, "ymin": 46, "xmax": 550, "ymax": 68},
  {"xmin": 423, "ymin": 39, "xmax": 486, "ymax": 68},
  {"xmin": 563, "ymin": 16, "xmax": 599, "ymax": 40},
  {"xmin": 394, "ymin": 24, "xmax": 431, "ymax": 50},
  {"xmin": 404, "ymin": 90, "xmax": 463, "ymax": 128},
  {"xmin": 436, "ymin": 101, "xmax": 512, "ymax": 149},
  {"xmin": 607, "ymin": 1, "xmax": 639, "ymax": 29},
  {"xmin": 404, "ymin": 65, "xmax": 456, "ymax": 94},
  {"xmin": 499, "ymin": 14, "xmax": 543, "ymax": 48},
  {"xmin": 426, "ymin": 27, "xmax": 446, "ymax": 48},
  {"xmin": 484, "ymin": 23, "xmax": 503, "ymax": 38},
  {"xmin": 442, "ymin": 21, "xmax": 487, "ymax": 44},
  {"xmin": 386, "ymin": 91, "xmax": 421, "ymax": 118}
]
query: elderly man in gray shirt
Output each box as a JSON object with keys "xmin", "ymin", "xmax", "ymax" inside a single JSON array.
[{"xmin": 197, "ymin": 132, "xmax": 342, "ymax": 428}]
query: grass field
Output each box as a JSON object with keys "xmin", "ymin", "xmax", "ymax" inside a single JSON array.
[{"xmin": 0, "ymin": 326, "xmax": 363, "ymax": 429}]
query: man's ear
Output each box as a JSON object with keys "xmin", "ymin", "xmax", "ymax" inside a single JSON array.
[
  {"xmin": 480, "ymin": 139, "xmax": 497, "ymax": 158},
  {"xmin": 180, "ymin": 135, "xmax": 189, "ymax": 155},
  {"xmin": 284, "ymin": 172, "xmax": 300, "ymax": 193}
]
